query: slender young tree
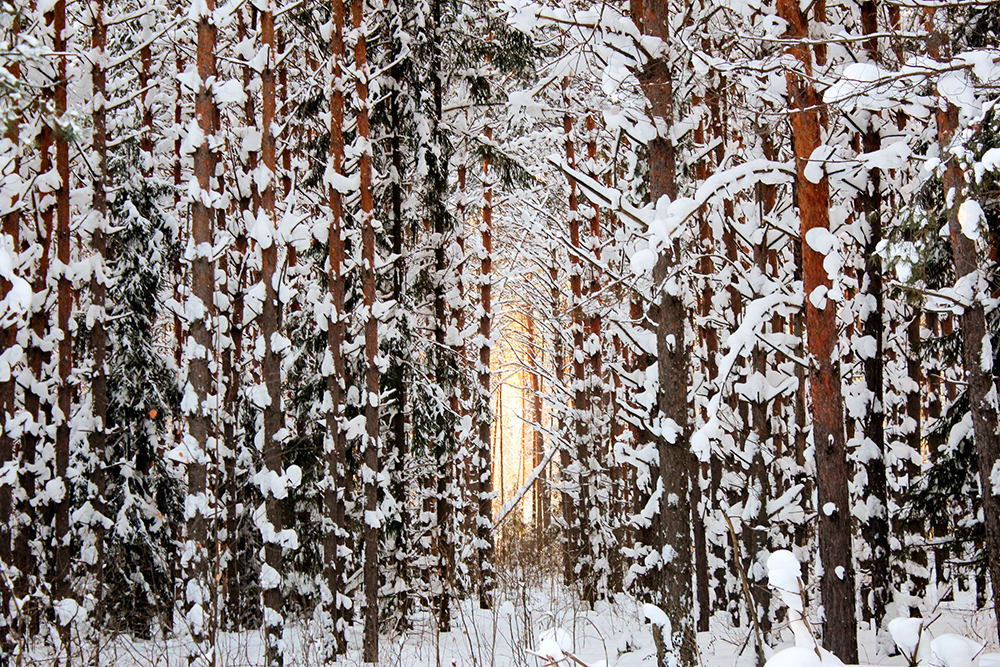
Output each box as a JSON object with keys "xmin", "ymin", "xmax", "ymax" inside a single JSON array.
[
  {"xmin": 477, "ymin": 125, "xmax": 495, "ymax": 610},
  {"xmin": 527, "ymin": 312, "xmax": 549, "ymax": 531},
  {"xmin": 88, "ymin": 0, "xmax": 110, "ymax": 651}
]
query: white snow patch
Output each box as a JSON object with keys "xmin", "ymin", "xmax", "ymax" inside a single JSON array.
[
  {"xmin": 888, "ymin": 617, "xmax": 927, "ymax": 662},
  {"xmin": 957, "ymin": 200, "xmax": 984, "ymax": 243},
  {"xmin": 260, "ymin": 563, "xmax": 281, "ymax": 590},
  {"xmin": 641, "ymin": 603, "xmax": 671, "ymax": 630},
  {"xmin": 214, "ymin": 79, "xmax": 248, "ymax": 105},
  {"xmin": 767, "ymin": 550, "xmax": 803, "ymax": 612},
  {"xmin": 984, "ymin": 333, "xmax": 994, "ymax": 373},
  {"xmin": 630, "ymin": 248, "xmax": 657, "ymax": 275},
  {"xmin": 536, "ymin": 627, "xmax": 572, "ymax": 661},
  {"xmin": 929, "ymin": 633, "xmax": 984, "ymax": 667},
  {"xmin": 54, "ymin": 598, "xmax": 85, "ymax": 625},
  {"xmin": 805, "ymin": 227, "xmax": 837, "ymax": 255},
  {"xmin": 764, "ymin": 646, "xmax": 822, "ymax": 667}
]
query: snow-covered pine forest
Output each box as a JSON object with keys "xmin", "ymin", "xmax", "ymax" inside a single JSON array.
[{"xmin": 1, "ymin": 0, "xmax": 1000, "ymax": 665}]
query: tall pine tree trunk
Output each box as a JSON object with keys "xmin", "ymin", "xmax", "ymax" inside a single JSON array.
[
  {"xmin": 0, "ymin": 15, "xmax": 20, "ymax": 659},
  {"xmin": 631, "ymin": 0, "xmax": 697, "ymax": 663},
  {"xmin": 324, "ymin": 0, "xmax": 349, "ymax": 654},
  {"xmin": 52, "ymin": 2, "xmax": 74, "ymax": 654},
  {"xmin": 476, "ymin": 126, "xmax": 495, "ymax": 610},
  {"xmin": 930, "ymin": 10, "xmax": 1000, "ymax": 637},
  {"xmin": 354, "ymin": 0, "xmax": 381, "ymax": 657},
  {"xmin": 89, "ymin": 0, "xmax": 109, "ymax": 652},
  {"xmin": 260, "ymin": 7, "xmax": 284, "ymax": 665},
  {"xmin": 185, "ymin": 0, "xmax": 219, "ymax": 657},
  {"xmin": 778, "ymin": 0, "xmax": 858, "ymax": 659},
  {"xmin": 564, "ymin": 80, "xmax": 593, "ymax": 605},
  {"xmin": 857, "ymin": 0, "xmax": 890, "ymax": 629},
  {"xmin": 585, "ymin": 113, "xmax": 608, "ymax": 599},
  {"xmin": 694, "ymin": 89, "xmax": 716, "ymax": 634},
  {"xmin": 429, "ymin": 0, "xmax": 453, "ymax": 626},
  {"xmin": 553, "ymin": 249, "xmax": 573, "ymax": 585},
  {"xmin": 21, "ymin": 77, "xmax": 53, "ymax": 634}
]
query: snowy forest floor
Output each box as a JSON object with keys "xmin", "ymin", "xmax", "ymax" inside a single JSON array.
[{"xmin": 71, "ymin": 582, "xmax": 998, "ymax": 667}]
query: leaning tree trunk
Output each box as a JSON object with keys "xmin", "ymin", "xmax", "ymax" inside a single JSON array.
[{"xmin": 778, "ymin": 0, "xmax": 858, "ymax": 660}]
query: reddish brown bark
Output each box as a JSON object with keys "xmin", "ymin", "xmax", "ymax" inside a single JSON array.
[
  {"xmin": 693, "ymin": 91, "xmax": 714, "ymax": 634},
  {"xmin": 354, "ymin": 0, "xmax": 380, "ymax": 657},
  {"xmin": 140, "ymin": 35, "xmax": 153, "ymax": 177},
  {"xmin": 0, "ymin": 15, "xmax": 20, "ymax": 659},
  {"xmin": 553, "ymin": 249, "xmax": 573, "ymax": 585},
  {"xmin": 586, "ymin": 113, "xmax": 609, "ymax": 596},
  {"xmin": 778, "ymin": 0, "xmax": 858, "ymax": 659},
  {"xmin": 454, "ymin": 151, "xmax": 475, "ymax": 551},
  {"xmin": 186, "ymin": 0, "xmax": 218, "ymax": 656},
  {"xmin": 19, "ymin": 92, "xmax": 54, "ymax": 635}
]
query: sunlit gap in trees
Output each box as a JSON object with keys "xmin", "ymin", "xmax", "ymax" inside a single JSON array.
[{"xmin": 491, "ymin": 297, "xmax": 551, "ymax": 532}]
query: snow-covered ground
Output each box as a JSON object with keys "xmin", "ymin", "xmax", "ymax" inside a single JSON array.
[{"xmin": 86, "ymin": 584, "xmax": 998, "ymax": 667}]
